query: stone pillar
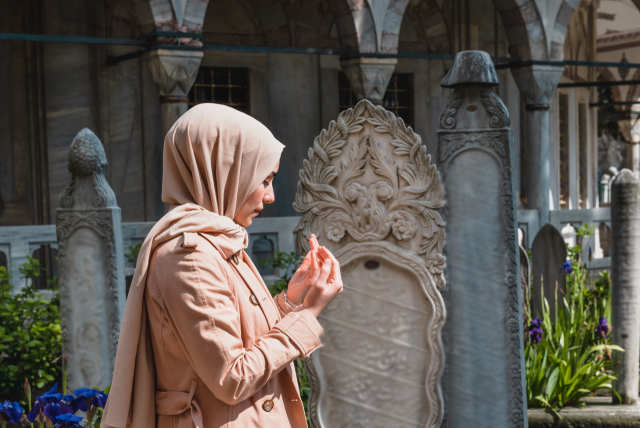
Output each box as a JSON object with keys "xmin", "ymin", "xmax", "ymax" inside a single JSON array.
[
  {"xmin": 340, "ymin": 57, "xmax": 397, "ymax": 104},
  {"xmin": 611, "ymin": 169, "xmax": 640, "ymax": 404},
  {"xmin": 511, "ymin": 65, "xmax": 564, "ymax": 226},
  {"xmin": 437, "ymin": 51, "xmax": 526, "ymax": 428},
  {"xmin": 145, "ymin": 49, "xmax": 203, "ymax": 136},
  {"xmin": 56, "ymin": 128, "xmax": 126, "ymax": 391}
]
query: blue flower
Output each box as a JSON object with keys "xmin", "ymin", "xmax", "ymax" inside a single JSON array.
[
  {"xmin": 27, "ymin": 383, "xmax": 73, "ymax": 424},
  {"xmin": 596, "ymin": 316, "xmax": 610, "ymax": 339},
  {"xmin": 528, "ymin": 316, "xmax": 543, "ymax": 344},
  {"xmin": 562, "ymin": 262, "xmax": 572, "ymax": 274},
  {"xmin": 71, "ymin": 387, "xmax": 108, "ymax": 413},
  {"xmin": 54, "ymin": 413, "xmax": 83, "ymax": 427},
  {"xmin": 1, "ymin": 400, "xmax": 24, "ymax": 423}
]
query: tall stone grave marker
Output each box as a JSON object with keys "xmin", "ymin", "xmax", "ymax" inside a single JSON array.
[
  {"xmin": 437, "ymin": 51, "xmax": 526, "ymax": 428},
  {"xmin": 531, "ymin": 224, "xmax": 566, "ymax": 320},
  {"xmin": 56, "ymin": 129, "xmax": 126, "ymax": 391},
  {"xmin": 294, "ymin": 100, "xmax": 447, "ymax": 427},
  {"xmin": 611, "ymin": 169, "xmax": 640, "ymax": 404}
]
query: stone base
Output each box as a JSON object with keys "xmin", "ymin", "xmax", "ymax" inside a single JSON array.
[{"xmin": 529, "ymin": 397, "xmax": 640, "ymax": 428}]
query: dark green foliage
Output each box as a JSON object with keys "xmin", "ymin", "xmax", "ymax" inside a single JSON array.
[
  {"xmin": 125, "ymin": 243, "xmax": 142, "ymax": 266},
  {"xmin": 0, "ymin": 258, "xmax": 62, "ymax": 404},
  {"xmin": 259, "ymin": 251, "xmax": 298, "ymax": 297},
  {"xmin": 525, "ymin": 224, "xmax": 622, "ymax": 411}
]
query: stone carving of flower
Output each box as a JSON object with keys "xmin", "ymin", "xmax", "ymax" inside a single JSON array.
[
  {"xmin": 325, "ymin": 222, "xmax": 346, "ymax": 242},
  {"xmin": 389, "ymin": 212, "xmax": 417, "ymax": 240}
]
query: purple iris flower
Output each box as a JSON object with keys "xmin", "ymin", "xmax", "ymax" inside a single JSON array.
[
  {"xmin": 528, "ymin": 316, "xmax": 544, "ymax": 344},
  {"xmin": 562, "ymin": 262, "xmax": 572, "ymax": 274},
  {"xmin": 596, "ymin": 316, "xmax": 610, "ymax": 339},
  {"xmin": 27, "ymin": 383, "xmax": 73, "ymax": 424},
  {"xmin": 54, "ymin": 413, "xmax": 83, "ymax": 428},
  {"xmin": 70, "ymin": 387, "xmax": 108, "ymax": 413},
  {"xmin": 1, "ymin": 400, "xmax": 24, "ymax": 423}
]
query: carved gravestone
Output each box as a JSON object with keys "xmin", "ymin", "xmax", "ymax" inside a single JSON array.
[
  {"xmin": 294, "ymin": 100, "xmax": 446, "ymax": 428},
  {"xmin": 436, "ymin": 51, "xmax": 526, "ymax": 428},
  {"xmin": 56, "ymin": 129, "xmax": 126, "ymax": 391},
  {"xmin": 531, "ymin": 223, "xmax": 567, "ymax": 320}
]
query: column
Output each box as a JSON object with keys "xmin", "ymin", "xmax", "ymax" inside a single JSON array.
[
  {"xmin": 511, "ymin": 65, "xmax": 564, "ymax": 226},
  {"xmin": 340, "ymin": 57, "xmax": 397, "ymax": 104},
  {"xmin": 611, "ymin": 169, "xmax": 640, "ymax": 404}
]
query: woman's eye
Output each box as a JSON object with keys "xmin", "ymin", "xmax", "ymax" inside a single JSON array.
[{"xmin": 264, "ymin": 180, "xmax": 269, "ymax": 187}]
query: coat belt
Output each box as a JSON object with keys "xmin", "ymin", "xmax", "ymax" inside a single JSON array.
[{"xmin": 155, "ymin": 379, "xmax": 203, "ymax": 428}]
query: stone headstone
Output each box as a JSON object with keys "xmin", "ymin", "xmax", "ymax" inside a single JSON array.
[
  {"xmin": 611, "ymin": 169, "xmax": 640, "ymax": 404},
  {"xmin": 531, "ymin": 223, "xmax": 566, "ymax": 320},
  {"xmin": 294, "ymin": 99, "xmax": 447, "ymax": 428},
  {"xmin": 56, "ymin": 128, "xmax": 126, "ymax": 391},
  {"xmin": 437, "ymin": 51, "xmax": 526, "ymax": 428}
]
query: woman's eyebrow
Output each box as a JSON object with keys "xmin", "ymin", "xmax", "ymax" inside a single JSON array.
[{"xmin": 271, "ymin": 171, "xmax": 278, "ymax": 178}]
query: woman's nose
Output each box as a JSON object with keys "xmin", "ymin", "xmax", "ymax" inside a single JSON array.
[{"xmin": 263, "ymin": 187, "xmax": 275, "ymax": 204}]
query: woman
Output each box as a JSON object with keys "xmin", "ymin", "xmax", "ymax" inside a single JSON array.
[{"xmin": 102, "ymin": 104, "xmax": 343, "ymax": 428}]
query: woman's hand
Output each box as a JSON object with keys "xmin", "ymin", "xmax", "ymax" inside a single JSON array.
[
  {"xmin": 302, "ymin": 247, "xmax": 343, "ymax": 318},
  {"xmin": 285, "ymin": 234, "xmax": 321, "ymax": 305}
]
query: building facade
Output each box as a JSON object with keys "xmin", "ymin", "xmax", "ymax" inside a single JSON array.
[{"xmin": 0, "ymin": 0, "xmax": 616, "ymax": 244}]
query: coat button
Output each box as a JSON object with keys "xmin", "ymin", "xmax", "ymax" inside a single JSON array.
[
  {"xmin": 250, "ymin": 294, "xmax": 259, "ymax": 306},
  {"xmin": 262, "ymin": 400, "xmax": 274, "ymax": 412}
]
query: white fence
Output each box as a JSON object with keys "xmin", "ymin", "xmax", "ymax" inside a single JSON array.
[
  {"xmin": 1, "ymin": 209, "xmax": 613, "ymax": 291},
  {"xmin": 0, "ymin": 217, "xmax": 301, "ymax": 291}
]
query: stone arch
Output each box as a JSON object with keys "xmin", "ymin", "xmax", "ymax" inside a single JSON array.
[
  {"xmin": 399, "ymin": 0, "xmax": 452, "ymax": 54},
  {"xmin": 325, "ymin": 0, "xmax": 410, "ymax": 53},
  {"xmin": 201, "ymin": 0, "xmax": 266, "ymax": 45},
  {"xmin": 490, "ymin": 0, "xmax": 546, "ymax": 61}
]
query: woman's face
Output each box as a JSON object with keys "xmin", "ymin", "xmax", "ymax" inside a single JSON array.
[{"xmin": 234, "ymin": 160, "xmax": 280, "ymax": 227}]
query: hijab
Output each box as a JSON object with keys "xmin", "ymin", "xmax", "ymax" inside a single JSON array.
[{"xmin": 102, "ymin": 104, "xmax": 285, "ymax": 428}]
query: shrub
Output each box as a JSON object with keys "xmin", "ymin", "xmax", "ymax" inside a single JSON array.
[
  {"xmin": 525, "ymin": 224, "xmax": 622, "ymax": 411},
  {"xmin": 0, "ymin": 258, "xmax": 62, "ymax": 404}
]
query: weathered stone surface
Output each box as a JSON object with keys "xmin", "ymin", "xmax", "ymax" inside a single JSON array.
[
  {"xmin": 340, "ymin": 57, "xmax": 397, "ymax": 102},
  {"xmin": 437, "ymin": 51, "xmax": 526, "ymax": 428},
  {"xmin": 528, "ymin": 400, "xmax": 640, "ymax": 428},
  {"xmin": 56, "ymin": 128, "xmax": 126, "ymax": 391},
  {"xmin": 611, "ymin": 169, "xmax": 640, "ymax": 404},
  {"xmin": 295, "ymin": 99, "xmax": 446, "ymax": 428},
  {"xmin": 440, "ymin": 50, "xmax": 499, "ymax": 87},
  {"xmin": 531, "ymin": 223, "xmax": 567, "ymax": 321}
]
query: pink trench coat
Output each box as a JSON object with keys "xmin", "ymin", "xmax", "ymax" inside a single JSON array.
[{"xmin": 144, "ymin": 231, "xmax": 323, "ymax": 428}]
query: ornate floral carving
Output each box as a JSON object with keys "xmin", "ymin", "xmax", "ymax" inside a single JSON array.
[
  {"xmin": 439, "ymin": 88, "xmax": 463, "ymax": 129},
  {"xmin": 294, "ymin": 100, "xmax": 447, "ymax": 286},
  {"xmin": 480, "ymin": 88, "xmax": 510, "ymax": 128},
  {"xmin": 440, "ymin": 132, "xmax": 505, "ymax": 161}
]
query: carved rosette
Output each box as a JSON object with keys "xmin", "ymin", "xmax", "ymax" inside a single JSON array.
[{"xmin": 294, "ymin": 99, "xmax": 446, "ymax": 428}]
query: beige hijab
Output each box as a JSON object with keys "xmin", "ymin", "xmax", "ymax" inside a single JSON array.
[{"xmin": 102, "ymin": 104, "xmax": 284, "ymax": 428}]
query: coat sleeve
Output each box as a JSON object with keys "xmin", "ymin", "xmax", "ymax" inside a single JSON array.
[
  {"xmin": 155, "ymin": 240, "xmax": 322, "ymax": 405},
  {"xmin": 274, "ymin": 291, "xmax": 299, "ymax": 318}
]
